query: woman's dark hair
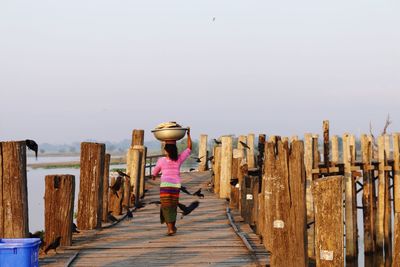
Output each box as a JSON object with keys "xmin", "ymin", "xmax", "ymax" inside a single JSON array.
[{"xmin": 164, "ymin": 144, "xmax": 178, "ymax": 161}]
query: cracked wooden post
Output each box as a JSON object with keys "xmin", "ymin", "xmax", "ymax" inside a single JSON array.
[
  {"xmin": 140, "ymin": 147, "xmax": 147, "ymax": 198},
  {"xmin": 230, "ymin": 149, "xmax": 240, "ymax": 209},
  {"xmin": 220, "ymin": 136, "xmax": 232, "ymax": 199},
  {"xmin": 377, "ymin": 135, "xmax": 392, "ymax": 261},
  {"xmin": 343, "ymin": 133, "xmax": 358, "ymax": 260},
  {"xmin": 331, "ymin": 135, "xmax": 339, "ymax": 165},
  {"xmin": 393, "ymin": 133, "xmax": 400, "ymax": 266},
  {"xmin": 304, "ymin": 133, "xmax": 315, "ymax": 259},
  {"xmin": 361, "ymin": 134, "xmax": 376, "ymax": 254},
  {"xmin": 256, "ymin": 134, "xmax": 266, "ymax": 236},
  {"xmin": 198, "ymin": 134, "xmax": 208, "ymax": 171},
  {"xmin": 108, "ymin": 176, "xmax": 123, "ymax": 216},
  {"xmin": 122, "ymin": 174, "xmax": 131, "ymax": 208},
  {"xmin": 131, "ymin": 148, "xmax": 142, "ymax": 208},
  {"xmin": 247, "ymin": 133, "xmax": 255, "ymax": 168},
  {"xmin": 312, "ymin": 175, "xmax": 344, "ymax": 267},
  {"xmin": 45, "ymin": 175, "xmax": 75, "ymax": 246},
  {"xmin": 263, "ymin": 139, "xmax": 307, "ymax": 266},
  {"xmin": 131, "ymin": 129, "xmax": 144, "ymax": 147},
  {"xmin": 213, "ymin": 146, "xmax": 222, "ymax": 195},
  {"xmin": 102, "ymin": 154, "xmax": 111, "ymax": 223},
  {"xmin": 0, "ymin": 141, "xmax": 29, "ymax": 238},
  {"xmin": 77, "ymin": 142, "xmax": 105, "ymax": 230}
]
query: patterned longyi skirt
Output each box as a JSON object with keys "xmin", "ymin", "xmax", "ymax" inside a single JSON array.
[{"xmin": 160, "ymin": 186, "xmax": 180, "ymax": 223}]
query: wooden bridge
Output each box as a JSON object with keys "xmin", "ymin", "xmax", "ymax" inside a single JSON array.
[{"xmin": 39, "ymin": 171, "xmax": 269, "ymax": 267}]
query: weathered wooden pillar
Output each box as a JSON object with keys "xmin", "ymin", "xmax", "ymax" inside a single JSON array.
[
  {"xmin": 247, "ymin": 133, "xmax": 255, "ymax": 168},
  {"xmin": 108, "ymin": 176, "xmax": 124, "ymax": 216},
  {"xmin": 131, "ymin": 129, "xmax": 144, "ymax": 147},
  {"xmin": 230, "ymin": 149, "xmax": 240, "ymax": 209},
  {"xmin": 331, "ymin": 135, "xmax": 339, "ymax": 165},
  {"xmin": 220, "ymin": 136, "xmax": 232, "ymax": 199},
  {"xmin": 393, "ymin": 133, "xmax": 400, "ymax": 266},
  {"xmin": 213, "ymin": 146, "xmax": 222, "ymax": 194},
  {"xmin": 198, "ymin": 134, "xmax": 208, "ymax": 171},
  {"xmin": 130, "ymin": 148, "xmax": 142, "ymax": 208},
  {"xmin": 323, "ymin": 120, "xmax": 330, "ymax": 167},
  {"xmin": 77, "ymin": 142, "xmax": 105, "ymax": 230},
  {"xmin": 0, "ymin": 141, "xmax": 29, "ymax": 238},
  {"xmin": 45, "ymin": 175, "xmax": 75, "ymax": 246},
  {"xmin": 304, "ymin": 133, "xmax": 315, "ymax": 258},
  {"xmin": 312, "ymin": 175, "xmax": 344, "ymax": 267},
  {"xmin": 256, "ymin": 134, "xmax": 266, "ymax": 236},
  {"xmin": 140, "ymin": 147, "xmax": 147, "ymax": 197},
  {"xmin": 102, "ymin": 154, "xmax": 111, "ymax": 223},
  {"xmin": 343, "ymin": 133, "xmax": 358, "ymax": 260},
  {"xmin": 377, "ymin": 135, "xmax": 392, "ymax": 260},
  {"xmin": 263, "ymin": 140, "xmax": 307, "ymax": 266},
  {"xmin": 361, "ymin": 135, "xmax": 376, "ymax": 254},
  {"xmin": 122, "ymin": 175, "xmax": 131, "ymax": 208}
]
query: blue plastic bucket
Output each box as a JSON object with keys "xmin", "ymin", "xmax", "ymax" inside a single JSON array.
[{"xmin": 0, "ymin": 238, "xmax": 41, "ymax": 267}]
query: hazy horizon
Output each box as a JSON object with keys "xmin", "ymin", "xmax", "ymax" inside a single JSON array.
[{"xmin": 1, "ymin": 1, "xmax": 399, "ymax": 144}]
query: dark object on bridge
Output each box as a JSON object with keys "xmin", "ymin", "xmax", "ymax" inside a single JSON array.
[
  {"xmin": 72, "ymin": 223, "xmax": 80, "ymax": 234},
  {"xmin": 178, "ymin": 201, "xmax": 200, "ymax": 217},
  {"xmin": 30, "ymin": 230, "xmax": 45, "ymax": 248},
  {"xmin": 230, "ymin": 178, "xmax": 239, "ymax": 186},
  {"xmin": 110, "ymin": 176, "xmax": 123, "ymax": 198},
  {"xmin": 207, "ymin": 156, "xmax": 214, "ymax": 161},
  {"xmin": 239, "ymin": 141, "xmax": 250, "ymax": 150},
  {"xmin": 107, "ymin": 211, "xmax": 119, "ymax": 223},
  {"xmin": 189, "ymin": 168, "xmax": 196, "ymax": 172},
  {"xmin": 213, "ymin": 139, "xmax": 222, "ymax": 145},
  {"xmin": 247, "ymin": 169, "xmax": 260, "ymax": 176},
  {"xmin": 44, "ymin": 236, "xmax": 61, "ymax": 254},
  {"xmin": 191, "ymin": 156, "xmax": 204, "ymax": 163},
  {"xmin": 134, "ymin": 202, "xmax": 146, "ymax": 210},
  {"xmin": 117, "ymin": 170, "xmax": 130, "ymax": 178},
  {"xmin": 180, "ymin": 186, "xmax": 192, "ymax": 195},
  {"xmin": 123, "ymin": 205, "xmax": 133, "ymax": 219},
  {"xmin": 306, "ymin": 221, "xmax": 314, "ymax": 229},
  {"xmin": 25, "ymin": 139, "xmax": 38, "ymax": 159},
  {"xmin": 193, "ymin": 188, "xmax": 204, "ymax": 199}
]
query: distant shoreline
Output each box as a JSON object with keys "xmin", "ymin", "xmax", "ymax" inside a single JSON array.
[{"xmin": 28, "ymin": 156, "xmax": 126, "ymax": 169}]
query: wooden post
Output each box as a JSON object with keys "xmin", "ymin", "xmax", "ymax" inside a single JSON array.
[
  {"xmin": 198, "ymin": 134, "xmax": 208, "ymax": 171},
  {"xmin": 213, "ymin": 146, "xmax": 222, "ymax": 195},
  {"xmin": 247, "ymin": 133, "xmax": 255, "ymax": 168},
  {"xmin": 220, "ymin": 136, "xmax": 232, "ymax": 199},
  {"xmin": 361, "ymin": 135, "xmax": 376, "ymax": 254},
  {"xmin": 131, "ymin": 148, "xmax": 142, "ymax": 207},
  {"xmin": 331, "ymin": 135, "xmax": 339, "ymax": 165},
  {"xmin": 0, "ymin": 141, "xmax": 29, "ymax": 238},
  {"xmin": 102, "ymin": 154, "xmax": 111, "ymax": 223},
  {"xmin": 108, "ymin": 177, "xmax": 123, "ymax": 216},
  {"xmin": 230, "ymin": 152, "xmax": 240, "ymax": 209},
  {"xmin": 140, "ymin": 147, "xmax": 147, "ymax": 197},
  {"xmin": 77, "ymin": 142, "xmax": 105, "ymax": 230},
  {"xmin": 131, "ymin": 129, "xmax": 144, "ymax": 146},
  {"xmin": 312, "ymin": 176, "xmax": 344, "ymax": 267},
  {"xmin": 256, "ymin": 134, "xmax": 266, "ymax": 236},
  {"xmin": 257, "ymin": 134, "xmax": 266, "ymax": 170},
  {"xmin": 323, "ymin": 120, "xmax": 329, "ymax": 167},
  {"xmin": 122, "ymin": 175, "xmax": 131, "ymax": 208},
  {"xmin": 343, "ymin": 133, "xmax": 358, "ymax": 260},
  {"xmin": 377, "ymin": 136, "xmax": 392, "ymax": 261},
  {"xmin": 45, "ymin": 175, "xmax": 75, "ymax": 246},
  {"xmin": 393, "ymin": 133, "xmax": 400, "ymax": 266},
  {"xmin": 263, "ymin": 140, "xmax": 307, "ymax": 266},
  {"xmin": 304, "ymin": 133, "xmax": 315, "ymax": 258}
]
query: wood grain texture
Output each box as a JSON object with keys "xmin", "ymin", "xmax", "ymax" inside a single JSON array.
[
  {"xmin": 247, "ymin": 133, "xmax": 256, "ymax": 168},
  {"xmin": 45, "ymin": 175, "xmax": 75, "ymax": 246},
  {"xmin": 198, "ymin": 134, "xmax": 208, "ymax": 171},
  {"xmin": 0, "ymin": 141, "xmax": 29, "ymax": 238},
  {"xmin": 102, "ymin": 154, "xmax": 111, "ymax": 222},
  {"xmin": 312, "ymin": 176, "xmax": 344, "ymax": 267},
  {"xmin": 77, "ymin": 142, "xmax": 105, "ymax": 230},
  {"xmin": 220, "ymin": 136, "xmax": 233, "ymax": 199}
]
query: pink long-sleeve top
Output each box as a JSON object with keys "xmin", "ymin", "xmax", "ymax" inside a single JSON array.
[{"xmin": 152, "ymin": 148, "xmax": 191, "ymax": 188}]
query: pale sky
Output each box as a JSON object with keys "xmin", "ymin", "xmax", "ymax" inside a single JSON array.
[{"xmin": 1, "ymin": 1, "xmax": 399, "ymax": 144}]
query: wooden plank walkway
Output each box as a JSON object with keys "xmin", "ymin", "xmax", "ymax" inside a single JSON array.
[{"xmin": 39, "ymin": 171, "xmax": 269, "ymax": 267}]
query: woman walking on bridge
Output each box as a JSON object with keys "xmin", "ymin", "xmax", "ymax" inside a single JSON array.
[{"xmin": 152, "ymin": 128, "xmax": 192, "ymax": 235}]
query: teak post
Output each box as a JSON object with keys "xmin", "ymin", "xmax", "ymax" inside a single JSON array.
[
  {"xmin": 220, "ymin": 136, "xmax": 232, "ymax": 199},
  {"xmin": 45, "ymin": 175, "xmax": 75, "ymax": 246},
  {"xmin": 247, "ymin": 133, "xmax": 256, "ymax": 168},
  {"xmin": 198, "ymin": 134, "xmax": 208, "ymax": 171},
  {"xmin": 213, "ymin": 146, "xmax": 222, "ymax": 194},
  {"xmin": 312, "ymin": 176, "xmax": 344, "ymax": 267},
  {"xmin": 102, "ymin": 154, "xmax": 111, "ymax": 223},
  {"xmin": 331, "ymin": 135, "xmax": 339, "ymax": 165},
  {"xmin": 323, "ymin": 120, "xmax": 330, "ymax": 167},
  {"xmin": 393, "ymin": 133, "xmax": 400, "ymax": 266},
  {"xmin": 304, "ymin": 133, "xmax": 315, "ymax": 258},
  {"xmin": 361, "ymin": 135, "xmax": 376, "ymax": 254},
  {"xmin": 77, "ymin": 142, "xmax": 105, "ymax": 230},
  {"xmin": 0, "ymin": 141, "xmax": 29, "ymax": 238}
]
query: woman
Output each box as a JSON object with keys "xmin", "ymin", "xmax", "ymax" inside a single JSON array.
[{"xmin": 152, "ymin": 128, "xmax": 192, "ymax": 235}]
